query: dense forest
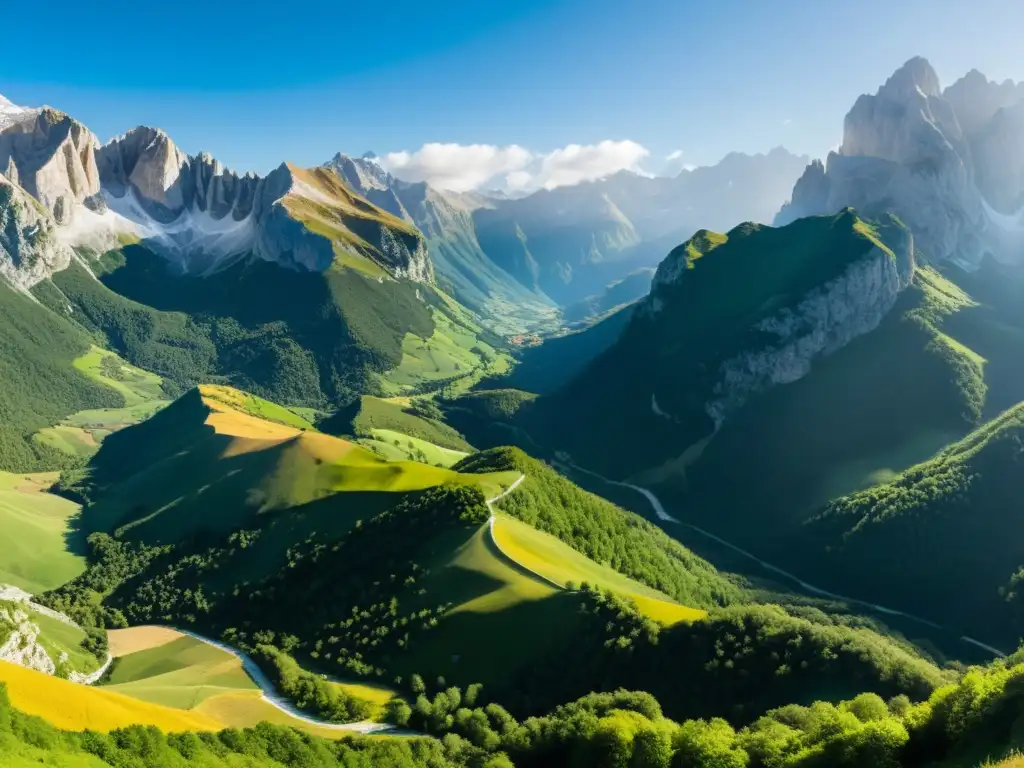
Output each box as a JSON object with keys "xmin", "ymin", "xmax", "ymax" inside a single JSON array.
[{"xmin": 41, "ymin": 465, "xmax": 949, "ymax": 729}]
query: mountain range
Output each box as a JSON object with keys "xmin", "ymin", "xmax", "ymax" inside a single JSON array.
[{"xmin": 4, "ymin": 53, "xmax": 1024, "ymax": 768}]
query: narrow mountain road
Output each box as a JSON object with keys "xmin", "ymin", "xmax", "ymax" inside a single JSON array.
[
  {"xmin": 1, "ymin": 584, "xmax": 397, "ymax": 732},
  {"xmin": 160, "ymin": 475, "xmax": 532, "ymax": 732},
  {"xmin": 486, "ymin": 473, "xmax": 526, "ymax": 505},
  {"xmin": 162, "ymin": 628, "xmax": 398, "ymax": 734},
  {"xmin": 554, "ymin": 456, "xmax": 1008, "ymax": 658},
  {"xmin": 484, "ymin": 473, "xmax": 565, "ymax": 589}
]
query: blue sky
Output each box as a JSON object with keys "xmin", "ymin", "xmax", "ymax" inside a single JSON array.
[{"xmin": 3, "ymin": 0, "xmax": 1022, "ymax": 188}]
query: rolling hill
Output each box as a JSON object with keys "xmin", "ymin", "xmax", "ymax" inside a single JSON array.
[
  {"xmin": 31, "ymin": 389, "xmax": 948, "ymax": 731},
  {"xmin": 72, "ymin": 384, "xmax": 516, "ymax": 546},
  {"xmin": 795, "ymin": 403, "xmax": 1024, "ymax": 645}
]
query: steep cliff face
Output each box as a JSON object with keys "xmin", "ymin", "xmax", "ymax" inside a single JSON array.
[
  {"xmin": 0, "ymin": 175, "xmax": 72, "ymax": 290},
  {"xmin": 0, "ymin": 104, "xmax": 102, "ymax": 225},
  {"xmin": 99, "ymin": 127, "xmax": 260, "ymax": 224},
  {"xmin": 777, "ymin": 57, "xmax": 1024, "ymax": 267},
  {"xmin": 642, "ymin": 211, "xmax": 915, "ymax": 426},
  {"xmin": 707, "ymin": 227, "xmax": 915, "ymax": 424},
  {"xmin": 532, "ymin": 210, "xmax": 918, "ymax": 479}
]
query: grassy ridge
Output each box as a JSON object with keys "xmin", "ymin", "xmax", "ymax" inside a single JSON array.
[
  {"xmin": 75, "ymin": 386, "xmax": 513, "ymax": 546},
  {"xmin": 491, "ymin": 515, "xmax": 706, "ymax": 625},
  {"xmin": 456, "ymin": 447, "xmax": 741, "ymax": 610}
]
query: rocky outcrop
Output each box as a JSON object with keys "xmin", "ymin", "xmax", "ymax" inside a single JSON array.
[
  {"xmin": 0, "ymin": 604, "xmax": 55, "ymax": 676},
  {"xmin": 708, "ymin": 229, "xmax": 915, "ymax": 425},
  {"xmin": 777, "ymin": 57, "xmax": 1024, "ymax": 267},
  {"xmin": 0, "ymin": 174, "xmax": 72, "ymax": 290},
  {"xmin": 0, "ymin": 105, "xmax": 102, "ymax": 225}
]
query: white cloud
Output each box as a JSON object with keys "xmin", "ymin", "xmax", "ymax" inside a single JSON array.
[
  {"xmin": 380, "ymin": 139, "xmax": 651, "ymax": 193},
  {"xmin": 783, "ymin": 118, "xmax": 793, "ymax": 126},
  {"xmin": 536, "ymin": 140, "xmax": 650, "ymax": 190},
  {"xmin": 665, "ymin": 149, "xmax": 685, "ymax": 161},
  {"xmin": 380, "ymin": 143, "xmax": 531, "ymax": 193}
]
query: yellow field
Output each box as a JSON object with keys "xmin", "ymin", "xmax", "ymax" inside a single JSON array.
[
  {"xmin": 107, "ymin": 625, "xmax": 183, "ymax": 657},
  {"xmin": 491, "ymin": 515, "xmax": 707, "ymax": 625},
  {"xmin": 194, "ymin": 690, "xmax": 366, "ymax": 740},
  {"xmin": 0, "ymin": 660, "xmax": 221, "ymax": 732}
]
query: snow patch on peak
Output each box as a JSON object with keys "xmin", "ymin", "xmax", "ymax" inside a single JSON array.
[
  {"xmin": 101, "ymin": 187, "xmax": 257, "ymax": 273},
  {"xmin": 0, "ymin": 95, "xmax": 38, "ymax": 132}
]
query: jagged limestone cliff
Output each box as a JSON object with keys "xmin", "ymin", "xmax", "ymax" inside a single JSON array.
[{"xmin": 0, "ymin": 174, "xmax": 72, "ymax": 290}]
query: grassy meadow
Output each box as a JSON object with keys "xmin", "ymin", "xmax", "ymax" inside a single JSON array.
[
  {"xmin": 0, "ymin": 470, "xmax": 85, "ymax": 593},
  {"xmin": 103, "ymin": 627, "xmax": 396, "ymax": 737},
  {"xmin": 31, "ymin": 346, "xmax": 170, "ymax": 462}
]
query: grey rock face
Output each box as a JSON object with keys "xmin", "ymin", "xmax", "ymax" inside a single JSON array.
[
  {"xmin": 777, "ymin": 57, "xmax": 1024, "ymax": 266},
  {"xmin": 944, "ymin": 69, "xmax": 1024, "ymax": 137},
  {"xmin": 252, "ymin": 164, "xmax": 334, "ymax": 272},
  {"xmin": 98, "ymin": 127, "xmax": 260, "ymax": 224},
  {"xmin": 707, "ymin": 231, "xmax": 915, "ymax": 425},
  {"xmin": 0, "ymin": 174, "xmax": 72, "ymax": 290},
  {"xmin": 0, "ymin": 107, "xmax": 102, "ymax": 225}
]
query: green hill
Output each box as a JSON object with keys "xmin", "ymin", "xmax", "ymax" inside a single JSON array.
[
  {"xmin": 796, "ymin": 403, "xmax": 1024, "ymax": 645},
  {"xmin": 0, "ymin": 280, "xmax": 122, "ymax": 471},
  {"xmin": 455, "ymin": 447, "xmax": 740, "ymax": 610},
  {"xmin": 523, "ymin": 210, "xmax": 916, "ymax": 479},
  {"xmin": 70, "ymin": 385, "xmax": 513, "ymax": 547}
]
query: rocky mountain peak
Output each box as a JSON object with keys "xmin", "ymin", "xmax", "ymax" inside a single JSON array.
[
  {"xmin": 944, "ymin": 69, "xmax": 1024, "ymax": 137},
  {"xmin": 777, "ymin": 58, "xmax": 1024, "ymax": 267},
  {"xmin": 879, "ymin": 56, "xmax": 942, "ymax": 101},
  {"xmin": 841, "ymin": 56, "xmax": 964, "ymax": 168},
  {"xmin": 0, "ymin": 106, "xmax": 101, "ymax": 224}
]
